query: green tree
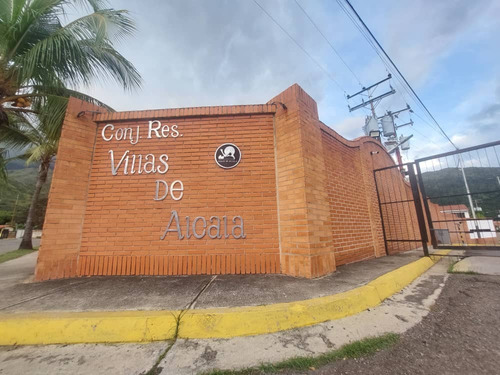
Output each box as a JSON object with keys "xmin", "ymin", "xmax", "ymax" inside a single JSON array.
[
  {"xmin": 0, "ymin": 0, "xmax": 142, "ymax": 249},
  {"xmin": 2, "ymin": 112, "xmax": 57, "ymax": 247}
]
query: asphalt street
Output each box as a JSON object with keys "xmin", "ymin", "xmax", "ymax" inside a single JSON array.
[
  {"xmin": 285, "ymin": 273, "xmax": 500, "ymax": 375},
  {"xmin": 0, "ymin": 238, "xmax": 40, "ymax": 255}
]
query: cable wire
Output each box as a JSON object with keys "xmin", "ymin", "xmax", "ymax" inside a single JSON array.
[
  {"xmin": 293, "ymin": 0, "xmax": 363, "ymax": 87},
  {"xmin": 341, "ymin": 0, "xmax": 458, "ymax": 150},
  {"xmin": 335, "ymin": 0, "xmax": 449, "ymax": 141},
  {"xmin": 252, "ymin": 0, "xmax": 345, "ymax": 92}
]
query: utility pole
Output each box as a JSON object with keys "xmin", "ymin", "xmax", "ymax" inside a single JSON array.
[
  {"xmin": 457, "ymin": 155, "xmax": 476, "ymax": 219},
  {"xmin": 347, "ymin": 74, "xmax": 414, "ymax": 166},
  {"xmin": 347, "ymin": 74, "xmax": 395, "ymax": 112},
  {"xmin": 375, "ymin": 104, "xmax": 413, "ymax": 166},
  {"xmin": 384, "ymin": 106, "xmax": 412, "ymax": 166}
]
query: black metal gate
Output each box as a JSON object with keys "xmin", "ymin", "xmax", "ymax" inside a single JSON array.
[
  {"xmin": 374, "ymin": 163, "xmax": 429, "ymax": 256},
  {"xmin": 415, "ymin": 140, "xmax": 500, "ymax": 251},
  {"xmin": 374, "ymin": 140, "xmax": 500, "ymax": 256}
]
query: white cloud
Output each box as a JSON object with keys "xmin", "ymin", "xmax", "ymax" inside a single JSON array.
[
  {"xmin": 71, "ymin": 0, "xmax": 500, "ymax": 159},
  {"xmin": 329, "ymin": 116, "xmax": 365, "ymax": 140}
]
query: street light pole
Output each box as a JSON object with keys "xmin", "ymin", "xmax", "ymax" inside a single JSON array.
[{"xmin": 458, "ymin": 155, "xmax": 476, "ymax": 219}]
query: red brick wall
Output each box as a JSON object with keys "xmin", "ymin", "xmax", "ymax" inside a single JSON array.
[
  {"xmin": 35, "ymin": 98, "xmax": 103, "ymax": 280},
  {"xmin": 76, "ymin": 106, "xmax": 280, "ymax": 277},
  {"xmin": 321, "ymin": 131, "xmax": 378, "ymax": 265},
  {"xmin": 269, "ymin": 85, "xmax": 335, "ymax": 278},
  {"xmin": 37, "ymin": 84, "xmax": 421, "ymax": 281},
  {"xmin": 426, "ymin": 203, "xmax": 500, "ymax": 246},
  {"xmin": 373, "ymin": 166, "xmax": 422, "ymax": 254}
]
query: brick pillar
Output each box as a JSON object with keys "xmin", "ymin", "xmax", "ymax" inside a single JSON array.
[
  {"xmin": 35, "ymin": 98, "xmax": 104, "ymax": 281},
  {"xmin": 270, "ymin": 84, "xmax": 335, "ymax": 278}
]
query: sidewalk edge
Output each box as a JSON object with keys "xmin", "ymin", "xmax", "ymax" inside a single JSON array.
[{"xmin": 0, "ymin": 251, "xmax": 449, "ymax": 345}]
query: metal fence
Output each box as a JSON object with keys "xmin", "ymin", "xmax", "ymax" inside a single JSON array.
[
  {"xmin": 415, "ymin": 140, "xmax": 500, "ymax": 251},
  {"xmin": 374, "ymin": 140, "xmax": 500, "ymax": 255}
]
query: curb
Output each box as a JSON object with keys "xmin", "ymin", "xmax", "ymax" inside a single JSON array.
[{"xmin": 0, "ymin": 251, "xmax": 448, "ymax": 345}]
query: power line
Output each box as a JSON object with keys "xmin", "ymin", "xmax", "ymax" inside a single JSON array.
[
  {"xmin": 333, "ymin": 0, "xmax": 450, "ymax": 154},
  {"xmin": 252, "ymin": 0, "xmax": 345, "ymax": 92},
  {"xmin": 385, "ymin": 72, "xmax": 446, "ymax": 137},
  {"xmin": 293, "ymin": 0, "xmax": 363, "ymax": 87},
  {"xmin": 335, "ymin": 0, "xmax": 450, "ymax": 145},
  {"xmin": 335, "ymin": 0, "xmax": 433, "ymax": 126},
  {"xmin": 340, "ymin": 0, "xmax": 458, "ymax": 150}
]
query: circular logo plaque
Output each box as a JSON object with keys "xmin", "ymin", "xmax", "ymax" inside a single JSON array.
[{"xmin": 215, "ymin": 143, "xmax": 241, "ymax": 169}]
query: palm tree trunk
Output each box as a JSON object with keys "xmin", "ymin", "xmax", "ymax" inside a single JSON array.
[{"xmin": 19, "ymin": 159, "xmax": 50, "ymax": 250}]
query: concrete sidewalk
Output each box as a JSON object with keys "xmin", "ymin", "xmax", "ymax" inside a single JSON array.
[
  {"xmin": 0, "ymin": 256, "xmax": 452, "ymax": 375},
  {"xmin": 0, "ymin": 250, "xmax": 422, "ymax": 313},
  {"xmin": 1, "ymin": 249, "xmax": 448, "ymax": 346}
]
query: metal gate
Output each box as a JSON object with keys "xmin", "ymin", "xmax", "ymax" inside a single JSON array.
[
  {"xmin": 415, "ymin": 140, "xmax": 500, "ymax": 251},
  {"xmin": 374, "ymin": 163, "xmax": 429, "ymax": 256},
  {"xmin": 374, "ymin": 140, "xmax": 500, "ymax": 256}
]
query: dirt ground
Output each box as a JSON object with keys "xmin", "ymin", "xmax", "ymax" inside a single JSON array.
[{"xmin": 286, "ymin": 274, "xmax": 500, "ymax": 375}]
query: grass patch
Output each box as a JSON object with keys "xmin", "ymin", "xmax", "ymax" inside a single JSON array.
[
  {"xmin": 447, "ymin": 261, "xmax": 457, "ymax": 273},
  {"xmin": 202, "ymin": 333, "xmax": 399, "ymax": 375},
  {"xmin": 447, "ymin": 260, "xmax": 478, "ymax": 275},
  {"xmin": 0, "ymin": 248, "xmax": 37, "ymax": 264}
]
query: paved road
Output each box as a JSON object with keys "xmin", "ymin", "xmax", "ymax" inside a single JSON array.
[
  {"xmin": 0, "ymin": 238, "xmax": 40, "ymax": 255},
  {"xmin": 285, "ymin": 274, "xmax": 500, "ymax": 375}
]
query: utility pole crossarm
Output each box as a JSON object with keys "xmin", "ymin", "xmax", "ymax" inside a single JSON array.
[
  {"xmin": 346, "ymin": 74, "xmax": 392, "ymax": 99},
  {"xmin": 396, "ymin": 120, "xmax": 413, "ymax": 129},
  {"xmin": 378, "ymin": 104, "xmax": 411, "ymax": 119},
  {"xmin": 348, "ymin": 88, "xmax": 395, "ymax": 112}
]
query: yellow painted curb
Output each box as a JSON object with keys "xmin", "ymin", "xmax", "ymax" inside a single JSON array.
[
  {"xmin": 179, "ymin": 250, "xmax": 450, "ymax": 339},
  {"xmin": 0, "ymin": 310, "xmax": 179, "ymax": 346},
  {"xmin": 0, "ymin": 251, "xmax": 449, "ymax": 345}
]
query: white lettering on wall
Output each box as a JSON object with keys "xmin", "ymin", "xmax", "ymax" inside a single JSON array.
[
  {"xmin": 108, "ymin": 150, "xmax": 169, "ymax": 176},
  {"xmin": 102, "ymin": 124, "xmax": 139, "ymax": 144},
  {"xmin": 154, "ymin": 180, "xmax": 184, "ymax": 201},
  {"xmin": 170, "ymin": 180, "xmax": 184, "ymax": 201},
  {"xmin": 102, "ymin": 124, "xmax": 114, "ymax": 141},
  {"xmin": 161, "ymin": 211, "xmax": 245, "ymax": 240},
  {"xmin": 148, "ymin": 120, "xmax": 162, "ymax": 138},
  {"xmin": 101, "ymin": 121, "xmax": 245, "ymax": 234},
  {"xmin": 109, "ymin": 150, "xmax": 129, "ymax": 176}
]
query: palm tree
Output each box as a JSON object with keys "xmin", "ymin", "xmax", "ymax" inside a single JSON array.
[
  {"xmin": 1, "ymin": 112, "xmax": 57, "ymax": 247},
  {"xmin": 0, "ymin": 0, "xmax": 142, "ymax": 249}
]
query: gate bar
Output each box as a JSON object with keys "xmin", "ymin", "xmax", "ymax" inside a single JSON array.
[
  {"xmin": 415, "ymin": 140, "xmax": 500, "ymax": 162},
  {"xmin": 407, "ymin": 165, "xmax": 430, "ymax": 256},
  {"xmin": 425, "ymin": 189, "xmax": 500, "ymax": 201},
  {"xmin": 415, "ymin": 162, "xmax": 438, "ymax": 249},
  {"xmin": 373, "ymin": 170, "xmax": 390, "ymax": 256}
]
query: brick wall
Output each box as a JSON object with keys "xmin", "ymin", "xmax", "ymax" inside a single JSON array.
[
  {"xmin": 373, "ymin": 165, "xmax": 422, "ymax": 254},
  {"xmin": 321, "ymin": 131, "xmax": 378, "ymax": 265},
  {"xmin": 269, "ymin": 85, "xmax": 335, "ymax": 278},
  {"xmin": 35, "ymin": 98, "xmax": 104, "ymax": 280},
  {"xmin": 36, "ymin": 84, "xmax": 420, "ymax": 281},
  {"xmin": 76, "ymin": 105, "xmax": 279, "ymax": 277}
]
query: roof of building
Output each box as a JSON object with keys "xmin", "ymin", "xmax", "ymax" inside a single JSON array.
[{"xmin": 440, "ymin": 204, "xmax": 469, "ymax": 213}]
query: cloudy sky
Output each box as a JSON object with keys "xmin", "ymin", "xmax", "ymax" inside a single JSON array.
[{"xmin": 75, "ymin": 0, "xmax": 500, "ymax": 161}]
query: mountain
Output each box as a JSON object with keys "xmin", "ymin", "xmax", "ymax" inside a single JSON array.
[
  {"xmin": 420, "ymin": 167, "xmax": 500, "ymax": 219},
  {"xmin": 0, "ymin": 164, "xmax": 52, "ymax": 227}
]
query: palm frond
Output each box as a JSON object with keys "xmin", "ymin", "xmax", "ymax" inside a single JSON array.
[
  {"xmin": 2, "ymin": 0, "xmax": 65, "ymax": 61},
  {"xmin": 12, "ymin": 6, "xmax": 142, "ymax": 90},
  {"xmin": 28, "ymin": 84, "xmax": 114, "ymax": 111},
  {"xmin": 0, "ymin": 113, "xmax": 38, "ymax": 150},
  {"xmin": 25, "ymin": 140, "xmax": 57, "ymax": 164},
  {"xmin": 29, "ymin": 94, "xmax": 68, "ymax": 140}
]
